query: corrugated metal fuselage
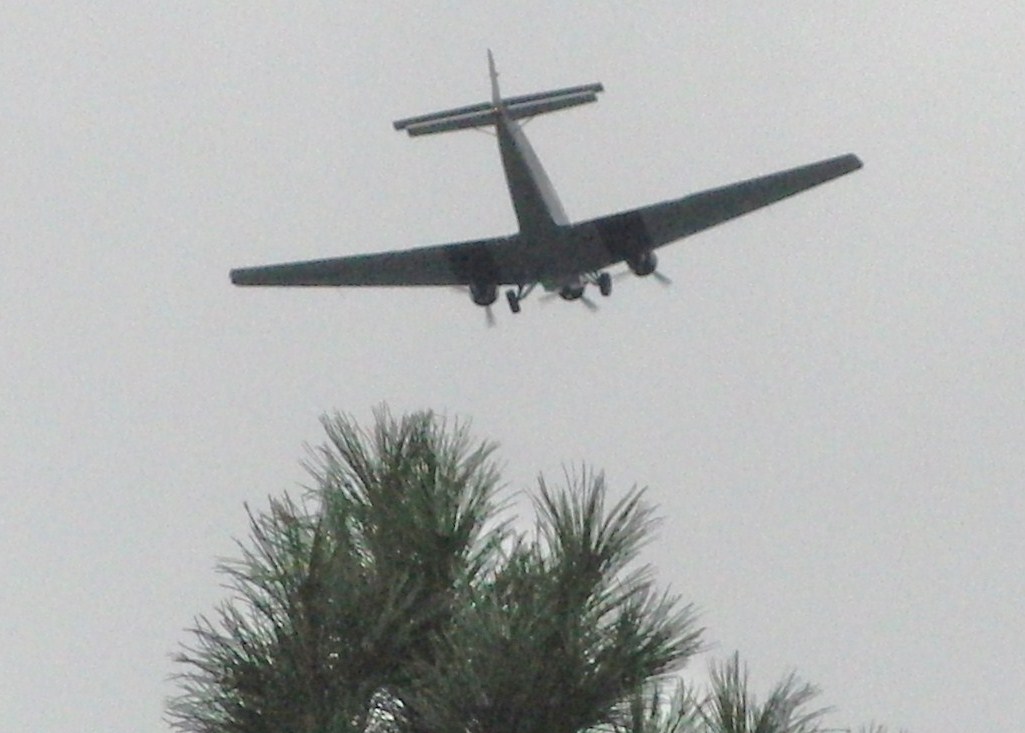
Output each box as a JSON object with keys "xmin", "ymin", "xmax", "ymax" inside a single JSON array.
[{"xmin": 493, "ymin": 112, "xmax": 585, "ymax": 291}]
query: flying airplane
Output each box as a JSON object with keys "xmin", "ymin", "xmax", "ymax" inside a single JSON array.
[{"xmin": 230, "ymin": 52, "xmax": 862, "ymax": 319}]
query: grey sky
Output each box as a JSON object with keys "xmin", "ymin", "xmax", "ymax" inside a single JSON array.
[{"xmin": 3, "ymin": 4, "xmax": 1023, "ymax": 731}]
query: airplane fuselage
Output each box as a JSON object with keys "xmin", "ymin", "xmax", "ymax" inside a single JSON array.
[{"xmin": 494, "ymin": 111, "xmax": 584, "ymax": 292}]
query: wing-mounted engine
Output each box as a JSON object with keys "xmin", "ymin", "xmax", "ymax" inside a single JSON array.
[
  {"xmin": 558, "ymin": 282, "xmax": 586, "ymax": 300},
  {"xmin": 593, "ymin": 210, "xmax": 659, "ymax": 277},
  {"xmin": 469, "ymin": 282, "xmax": 498, "ymax": 306},
  {"xmin": 627, "ymin": 250, "xmax": 658, "ymax": 277}
]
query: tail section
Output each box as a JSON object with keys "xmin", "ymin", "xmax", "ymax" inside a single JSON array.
[
  {"xmin": 488, "ymin": 49, "xmax": 501, "ymax": 105},
  {"xmin": 393, "ymin": 52, "xmax": 603, "ymax": 137}
]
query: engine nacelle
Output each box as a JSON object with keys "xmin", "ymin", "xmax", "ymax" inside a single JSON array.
[
  {"xmin": 469, "ymin": 282, "xmax": 497, "ymax": 306},
  {"xmin": 627, "ymin": 250, "xmax": 658, "ymax": 277},
  {"xmin": 558, "ymin": 283, "xmax": 585, "ymax": 301}
]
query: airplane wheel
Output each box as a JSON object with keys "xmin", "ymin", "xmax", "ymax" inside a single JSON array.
[
  {"xmin": 598, "ymin": 272, "xmax": 612, "ymax": 297},
  {"xmin": 506, "ymin": 289, "xmax": 521, "ymax": 314}
]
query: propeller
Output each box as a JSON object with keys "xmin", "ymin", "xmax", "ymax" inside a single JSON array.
[
  {"xmin": 449, "ymin": 286, "xmax": 499, "ymax": 326},
  {"xmin": 539, "ymin": 290, "xmax": 599, "ymax": 312},
  {"xmin": 614, "ymin": 268, "xmax": 673, "ymax": 286}
]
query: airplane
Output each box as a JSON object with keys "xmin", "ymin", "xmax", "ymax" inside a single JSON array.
[{"xmin": 230, "ymin": 52, "xmax": 862, "ymax": 320}]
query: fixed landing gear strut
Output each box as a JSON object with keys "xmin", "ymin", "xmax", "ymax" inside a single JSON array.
[
  {"xmin": 505, "ymin": 272, "xmax": 611, "ymax": 314},
  {"xmin": 506, "ymin": 289, "xmax": 521, "ymax": 313},
  {"xmin": 505, "ymin": 282, "xmax": 536, "ymax": 314}
]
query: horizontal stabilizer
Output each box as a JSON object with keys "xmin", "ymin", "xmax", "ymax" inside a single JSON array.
[
  {"xmin": 503, "ymin": 83, "xmax": 603, "ymax": 109},
  {"xmin": 402, "ymin": 109, "xmax": 498, "ymax": 137},
  {"xmin": 506, "ymin": 91, "xmax": 600, "ymax": 121},
  {"xmin": 394, "ymin": 82, "xmax": 603, "ymax": 137}
]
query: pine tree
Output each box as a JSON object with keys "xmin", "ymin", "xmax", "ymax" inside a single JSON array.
[
  {"xmin": 169, "ymin": 408, "xmax": 901, "ymax": 733},
  {"xmin": 169, "ymin": 409, "xmax": 699, "ymax": 733}
]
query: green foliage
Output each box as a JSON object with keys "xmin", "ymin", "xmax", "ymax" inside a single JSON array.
[
  {"xmin": 410, "ymin": 472, "xmax": 702, "ymax": 733},
  {"xmin": 168, "ymin": 410, "xmax": 699, "ymax": 733},
  {"xmin": 619, "ymin": 654, "xmax": 826, "ymax": 733}
]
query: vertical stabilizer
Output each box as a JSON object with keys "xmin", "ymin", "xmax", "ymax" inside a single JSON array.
[{"xmin": 487, "ymin": 49, "xmax": 501, "ymax": 105}]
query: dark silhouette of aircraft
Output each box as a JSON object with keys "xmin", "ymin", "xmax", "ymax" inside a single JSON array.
[{"xmin": 231, "ymin": 52, "xmax": 862, "ymax": 319}]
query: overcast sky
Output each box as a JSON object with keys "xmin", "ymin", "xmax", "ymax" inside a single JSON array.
[{"xmin": 3, "ymin": 4, "xmax": 1024, "ymax": 732}]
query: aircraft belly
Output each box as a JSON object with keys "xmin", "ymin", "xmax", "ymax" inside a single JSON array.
[{"xmin": 520, "ymin": 226, "xmax": 612, "ymax": 287}]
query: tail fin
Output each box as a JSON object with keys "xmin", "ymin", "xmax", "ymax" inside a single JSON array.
[
  {"xmin": 393, "ymin": 52, "xmax": 603, "ymax": 137},
  {"xmin": 488, "ymin": 49, "xmax": 501, "ymax": 105}
]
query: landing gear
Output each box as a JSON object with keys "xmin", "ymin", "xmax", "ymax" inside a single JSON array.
[
  {"xmin": 506, "ymin": 289, "xmax": 521, "ymax": 314},
  {"xmin": 597, "ymin": 271, "xmax": 612, "ymax": 297},
  {"xmin": 505, "ymin": 283, "xmax": 535, "ymax": 314}
]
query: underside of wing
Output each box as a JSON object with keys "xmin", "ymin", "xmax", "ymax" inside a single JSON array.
[
  {"xmin": 230, "ymin": 234, "xmax": 531, "ymax": 288},
  {"xmin": 576, "ymin": 153, "xmax": 862, "ymax": 270}
]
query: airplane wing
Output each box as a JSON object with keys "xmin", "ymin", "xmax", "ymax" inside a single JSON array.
[
  {"xmin": 231, "ymin": 154, "xmax": 861, "ymax": 289},
  {"xmin": 578, "ymin": 153, "xmax": 863, "ymax": 270},
  {"xmin": 230, "ymin": 234, "xmax": 531, "ymax": 288}
]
